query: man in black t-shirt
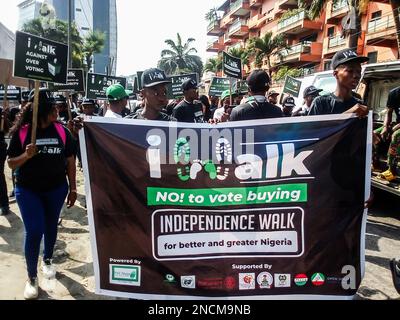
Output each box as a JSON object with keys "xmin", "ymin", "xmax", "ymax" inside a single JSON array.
[
  {"xmin": 125, "ymin": 68, "xmax": 176, "ymax": 121},
  {"xmin": 308, "ymin": 49, "xmax": 369, "ymax": 117},
  {"xmin": 230, "ymin": 69, "xmax": 283, "ymax": 121},
  {"xmin": 172, "ymin": 79, "xmax": 204, "ymax": 123}
]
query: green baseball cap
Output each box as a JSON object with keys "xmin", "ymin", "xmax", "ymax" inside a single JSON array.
[
  {"xmin": 106, "ymin": 84, "xmax": 129, "ymax": 101},
  {"xmin": 221, "ymin": 90, "xmax": 237, "ymax": 101}
]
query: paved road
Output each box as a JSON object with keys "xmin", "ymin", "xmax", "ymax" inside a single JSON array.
[{"xmin": 356, "ymin": 188, "xmax": 400, "ymax": 299}]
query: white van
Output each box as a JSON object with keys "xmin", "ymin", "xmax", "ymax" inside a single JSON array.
[{"xmin": 292, "ymin": 61, "xmax": 400, "ymax": 119}]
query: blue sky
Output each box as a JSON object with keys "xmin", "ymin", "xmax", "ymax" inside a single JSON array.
[{"xmin": 0, "ymin": 0, "xmax": 221, "ymax": 76}]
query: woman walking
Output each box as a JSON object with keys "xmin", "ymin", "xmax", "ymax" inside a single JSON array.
[{"xmin": 7, "ymin": 89, "xmax": 77, "ymax": 300}]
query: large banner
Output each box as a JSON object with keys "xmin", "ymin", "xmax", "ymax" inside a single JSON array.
[{"xmin": 80, "ymin": 114, "xmax": 372, "ymax": 300}]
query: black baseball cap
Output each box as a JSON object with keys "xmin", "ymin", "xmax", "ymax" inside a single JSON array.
[
  {"xmin": 141, "ymin": 68, "xmax": 171, "ymax": 88},
  {"xmin": 181, "ymin": 79, "xmax": 198, "ymax": 91},
  {"xmin": 81, "ymin": 98, "xmax": 96, "ymax": 106},
  {"xmin": 28, "ymin": 88, "xmax": 55, "ymax": 104},
  {"xmin": 268, "ymin": 90, "xmax": 279, "ymax": 97},
  {"xmin": 247, "ymin": 69, "xmax": 270, "ymax": 92},
  {"xmin": 303, "ymin": 86, "xmax": 323, "ymax": 98},
  {"xmin": 282, "ymin": 96, "xmax": 296, "ymax": 108},
  {"xmin": 331, "ymin": 49, "xmax": 369, "ymax": 70}
]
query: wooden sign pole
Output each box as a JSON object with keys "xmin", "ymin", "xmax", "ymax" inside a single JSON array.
[
  {"xmin": 31, "ymin": 81, "xmax": 40, "ymax": 144},
  {"xmin": 65, "ymin": 92, "xmax": 73, "ymax": 121},
  {"xmin": 0, "ymin": 83, "xmax": 8, "ymax": 132}
]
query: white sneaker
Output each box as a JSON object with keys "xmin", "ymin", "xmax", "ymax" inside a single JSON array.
[
  {"xmin": 24, "ymin": 278, "xmax": 38, "ymax": 300},
  {"xmin": 41, "ymin": 260, "xmax": 56, "ymax": 279}
]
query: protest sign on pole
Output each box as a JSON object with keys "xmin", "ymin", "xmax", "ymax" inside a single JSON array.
[
  {"xmin": 222, "ymin": 51, "xmax": 242, "ymax": 79},
  {"xmin": 208, "ymin": 77, "xmax": 230, "ymax": 97},
  {"xmin": 80, "ymin": 114, "xmax": 372, "ymax": 300},
  {"xmin": 14, "ymin": 31, "xmax": 68, "ymax": 84},
  {"xmin": 86, "ymin": 73, "xmax": 127, "ymax": 100},
  {"xmin": 282, "ymin": 76, "xmax": 302, "ymax": 98},
  {"xmin": 0, "ymin": 86, "xmax": 21, "ymax": 101},
  {"xmin": 166, "ymin": 73, "xmax": 199, "ymax": 99},
  {"xmin": 13, "ymin": 31, "xmax": 68, "ymax": 144},
  {"xmin": 49, "ymin": 69, "xmax": 85, "ymax": 92}
]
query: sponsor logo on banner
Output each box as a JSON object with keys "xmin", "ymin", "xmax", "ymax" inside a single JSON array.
[
  {"xmin": 181, "ymin": 276, "xmax": 196, "ymax": 289},
  {"xmin": 164, "ymin": 274, "xmax": 177, "ymax": 284},
  {"xmin": 294, "ymin": 274, "xmax": 308, "ymax": 286},
  {"xmin": 109, "ymin": 265, "xmax": 141, "ymax": 286},
  {"xmin": 311, "ymin": 273, "xmax": 325, "ymax": 286},
  {"xmin": 257, "ymin": 272, "xmax": 273, "ymax": 289},
  {"xmin": 274, "ymin": 274, "xmax": 291, "ymax": 288},
  {"xmin": 224, "ymin": 276, "xmax": 237, "ymax": 290},
  {"xmin": 239, "ymin": 273, "xmax": 256, "ymax": 290},
  {"xmin": 197, "ymin": 278, "xmax": 224, "ymax": 289}
]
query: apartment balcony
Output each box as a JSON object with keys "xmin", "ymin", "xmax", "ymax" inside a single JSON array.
[
  {"xmin": 228, "ymin": 19, "xmax": 250, "ymax": 37},
  {"xmin": 220, "ymin": 14, "xmax": 234, "ymax": 29},
  {"xmin": 277, "ymin": 11, "xmax": 323, "ymax": 35},
  {"xmin": 207, "ymin": 19, "xmax": 223, "ymax": 36},
  {"xmin": 229, "ymin": 0, "xmax": 251, "ymax": 17},
  {"xmin": 272, "ymin": 42, "xmax": 323, "ymax": 66},
  {"xmin": 277, "ymin": 0, "xmax": 298, "ymax": 10},
  {"xmin": 366, "ymin": 13, "xmax": 397, "ymax": 47},
  {"xmin": 248, "ymin": 13, "xmax": 267, "ymax": 30},
  {"xmin": 323, "ymin": 34, "xmax": 348, "ymax": 56},
  {"xmin": 326, "ymin": 0, "xmax": 349, "ymax": 24},
  {"xmin": 249, "ymin": 0, "xmax": 263, "ymax": 8},
  {"xmin": 206, "ymin": 39, "xmax": 224, "ymax": 52},
  {"xmin": 224, "ymin": 33, "xmax": 235, "ymax": 45}
]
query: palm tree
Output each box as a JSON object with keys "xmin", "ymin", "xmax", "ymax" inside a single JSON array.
[
  {"xmin": 204, "ymin": 56, "xmax": 222, "ymax": 74},
  {"xmin": 304, "ymin": 0, "xmax": 365, "ymax": 51},
  {"xmin": 305, "ymin": 0, "xmax": 400, "ymax": 57},
  {"xmin": 205, "ymin": 8, "xmax": 219, "ymax": 22},
  {"xmin": 158, "ymin": 33, "xmax": 203, "ymax": 75},
  {"xmin": 228, "ymin": 46, "xmax": 250, "ymax": 70},
  {"xmin": 22, "ymin": 18, "xmax": 83, "ymax": 68},
  {"xmin": 82, "ymin": 31, "xmax": 106, "ymax": 72},
  {"xmin": 247, "ymin": 32, "xmax": 288, "ymax": 77}
]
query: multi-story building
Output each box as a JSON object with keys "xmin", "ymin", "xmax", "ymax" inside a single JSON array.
[
  {"xmin": 50, "ymin": 0, "xmax": 93, "ymax": 38},
  {"xmin": 17, "ymin": 0, "xmax": 43, "ymax": 30},
  {"xmin": 206, "ymin": 0, "xmax": 399, "ymax": 77},
  {"xmin": 93, "ymin": 0, "xmax": 118, "ymax": 76}
]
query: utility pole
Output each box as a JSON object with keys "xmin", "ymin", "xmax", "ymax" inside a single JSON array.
[{"xmin": 68, "ymin": 0, "xmax": 73, "ymax": 68}]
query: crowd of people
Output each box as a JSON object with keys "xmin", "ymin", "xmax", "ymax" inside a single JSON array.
[{"xmin": 0, "ymin": 48, "xmax": 399, "ymax": 299}]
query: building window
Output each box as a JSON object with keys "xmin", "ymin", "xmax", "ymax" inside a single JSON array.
[
  {"xmin": 367, "ymin": 51, "xmax": 378, "ymax": 63},
  {"xmin": 371, "ymin": 11, "xmax": 382, "ymax": 20},
  {"xmin": 327, "ymin": 27, "xmax": 334, "ymax": 38},
  {"xmin": 324, "ymin": 61, "xmax": 332, "ymax": 71}
]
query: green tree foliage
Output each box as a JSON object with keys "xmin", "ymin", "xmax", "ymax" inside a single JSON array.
[{"xmin": 158, "ymin": 33, "xmax": 203, "ymax": 75}]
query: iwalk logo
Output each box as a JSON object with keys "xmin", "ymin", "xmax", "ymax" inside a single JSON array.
[{"xmin": 109, "ymin": 264, "xmax": 141, "ymax": 287}]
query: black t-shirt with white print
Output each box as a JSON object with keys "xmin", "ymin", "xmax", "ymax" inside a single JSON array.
[
  {"xmin": 386, "ymin": 86, "xmax": 400, "ymax": 124},
  {"xmin": 7, "ymin": 123, "xmax": 75, "ymax": 192},
  {"xmin": 308, "ymin": 93, "xmax": 362, "ymax": 115}
]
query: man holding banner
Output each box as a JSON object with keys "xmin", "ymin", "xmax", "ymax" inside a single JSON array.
[
  {"xmin": 230, "ymin": 69, "xmax": 283, "ymax": 121},
  {"xmin": 126, "ymin": 68, "xmax": 175, "ymax": 121},
  {"xmin": 308, "ymin": 49, "xmax": 369, "ymax": 117}
]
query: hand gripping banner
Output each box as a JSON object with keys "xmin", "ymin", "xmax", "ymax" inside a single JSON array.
[{"xmin": 80, "ymin": 114, "xmax": 372, "ymax": 300}]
